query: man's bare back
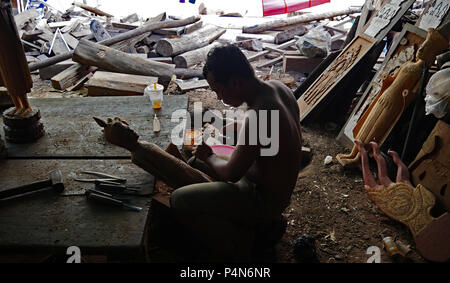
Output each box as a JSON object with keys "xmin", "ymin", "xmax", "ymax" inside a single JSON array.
[{"xmin": 244, "ymin": 80, "xmax": 302, "ymax": 212}]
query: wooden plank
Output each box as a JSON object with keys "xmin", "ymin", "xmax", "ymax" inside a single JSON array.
[
  {"xmin": 0, "ymin": 95, "xmax": 188, "ymax": 158},
  {"xmin": 90, "ymin": 20, "xmax": 112, "ymax": 42},
  {"xmin": 0, "ymin": 159, "xmax": 152, "ymax": 258},
  {"xmin": 66, "ymin": 72, "xmax": 93, "ymax": 92},
  {"xmin": 257, "ymin": 56, "xmax": 283, "ymax": 68},
  {"xmin": 247, "ymin": 39, "xmax": 296, "ymax": 62},
  {"xmin": 297, "ymin": 35, "xmax": 376, "ymax": 122},
  {"xmin": 337, "ymin": 24, "xmax": 428, "ymax": 148},
  {"xmin": 283, "ymin": 55, "xmax": 324, "ymax": 73},
  {"xmin": 51, "ymin": 64, "xmax": 94, "ymax": 90},
  {"xmin": 39, "ymin": 60, "xmax": 75, "ymax": 80},
  {"xmin": 356, "ymin": 0, "xmax": 375, "ymax": 35},
  {"xmin": 14, "ymin": 8, "xmax": 38, "ymax": 30},
  {"xmin": 87, "ymin": 71, "xmax": 158, "ymax": 96},
  {"xmin": 71, "ymin": 29, "xmax": 92, "ymax": 38},
  {"xmin": 61, "ymin": 32, "xmax": 79, "ymax": 50},
  {"xmin": 175, "ymin": 79, "xmax": 209, "ymax": 92}
]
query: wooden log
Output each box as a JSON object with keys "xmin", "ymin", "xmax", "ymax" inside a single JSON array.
[
  {"xmin": 155, "ymin": 25, "xmax": 226, "ymax": 57},
  {"xmin": 148, "ymin": 57, "xmax": 173, "ymax": 64},
  {"xmin": 173, "ymin": 42, "xmax": 221, "ymax": 68},
  {"xmin": 87, "ymin": 71, "xmax": 158, "ymax": 96},
  {"xmin": 153, "ymin": 26, "xmax": 185, "ymax": 36},
  {"xmin": 184, "ymin": 21, "xmax": 203, "ymax": 34},
  {"xmin": 282, "ymin": 55, "xmax": 324, "ymax": 73},
  {"xmin": 29, "ymin": 16, "xmax": 201, "ymax": 72},
  {"xmin": 243, "ymin": 8, "xmax": 361, "ymax": 34},
  {"xmin": 109, "ymin": 32, "xmax": 150, "ymax": 53},
  {"xmin": 72, "ymin": 2, "xmax": 113, "ymax": 17},
  {"xmin": 72, "ymin": 39, "xmax": 203, "ymax": 81},
  {"xmin": 236, "ymin": 33, "xmax": 276, "ymax": 44},
  {"xmin": 274, "ymin": 24, "xmax": 307, "ymax": 44},
  {"xmin": 50, "ymin": 63, "xmax": 95, "ymax": 90}
]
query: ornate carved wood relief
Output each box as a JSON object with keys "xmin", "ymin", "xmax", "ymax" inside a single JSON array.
[
  {"xmin": 362, "ymin": 0, "xmax": 415, "ymax": 41},
  {"xmin": 298, "ymin": 35, "xmax": 375, "ymax": 122},
  {"xmin": 418, "ymin": 0, "xmax": 450, "ymax": 30}
]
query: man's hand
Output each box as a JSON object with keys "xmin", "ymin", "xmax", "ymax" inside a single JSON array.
[{"xmin": 193, "ymin": 143, "xmax": 214, "ymax": 162}]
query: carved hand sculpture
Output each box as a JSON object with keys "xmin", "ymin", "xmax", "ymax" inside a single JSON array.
[
  {"xmin": 93, "ymin": 117, "xmax": 212, "ymax": 189},
  {"xmin": 337, "ymin": 26, "xmax": 450, "ymax": 167},
  {"xmin": 356, "ymin": 140, "xmax": 450, "ymax": 262}
]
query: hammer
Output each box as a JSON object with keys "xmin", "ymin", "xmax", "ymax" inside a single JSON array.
[{"xmin": 0, "ymin": 170, "xmax": 64, "ymax": 200}]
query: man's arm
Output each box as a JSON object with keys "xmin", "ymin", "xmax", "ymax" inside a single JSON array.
[{"xmin": 196, "ymin": 116, "xmax": 260, "ymax": 182}]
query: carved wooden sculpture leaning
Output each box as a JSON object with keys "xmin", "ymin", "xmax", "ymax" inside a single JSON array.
[
  {"xmin": 356, "ymin": 140, "xmax": 450, "ymax": 262},
  {"xmin": 336, "ymin": 24, "xmax": 450, "ymax": 167},
  {"xmin": 0, "ymin": 1, "xmax": 44, "ymax": 143},
  {"xmin": 0, "ymin": 0, "xmax": 33, "ymax": 116},
  {"xmin": 93, "ymin": 117, "xmax": 213, "ymax": 189}
]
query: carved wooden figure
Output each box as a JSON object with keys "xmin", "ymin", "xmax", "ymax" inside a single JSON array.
[
  {"xmin": 336, "ymin": 25, "xmax": 450, "ymax": 167},
  {"xmin": 93, "ymin": 117, "xmax": 213, "ymax": 189},
  {"xmin": 356, "ymin": 140, "xmax": 450, "ymax": 262},
  {"xmin": 0, "ymin": 0, "xmax": 33, "ymax": 117}
]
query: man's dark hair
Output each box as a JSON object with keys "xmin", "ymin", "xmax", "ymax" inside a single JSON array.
[{"xmin": 203, "ymin": 44, "xmax": 255, "ymax": 84}]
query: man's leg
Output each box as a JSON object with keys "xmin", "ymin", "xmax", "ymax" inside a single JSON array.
[{"xmin": 170, "ymin": 180, "xmax": 262, "ymax": 261}]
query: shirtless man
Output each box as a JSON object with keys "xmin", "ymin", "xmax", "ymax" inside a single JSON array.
[{"xmin": 170, "ymin": 45, "xmax": 303, "ymax": 261}]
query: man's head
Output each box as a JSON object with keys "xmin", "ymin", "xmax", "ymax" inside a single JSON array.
[{"xmin": 203, "ymin": 44, "xmax": 256, "ymax": 107}]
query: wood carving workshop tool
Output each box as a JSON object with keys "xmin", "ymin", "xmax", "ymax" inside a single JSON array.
[
  {"xmin": 87, "ymin": 190, "xmax": 143, "ymax": 212},
  {"xmin": 0, "ymin": 170, "xmax": 64, "ymax": 200},
  {"xmin": 74, "ymin": 171, "xmax": 127, "ymax": 184},
  {"xmin": 95, "ymin": 182, "xmax": 141, "ymax": 194}
]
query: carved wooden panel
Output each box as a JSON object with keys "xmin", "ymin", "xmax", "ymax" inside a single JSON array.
[
  {"xmin": 362, "ymin": 0, "xmax": 415, "ymax": 41},
  {"xmin": 337, "ymin": 24, "xmax": 427, "ymax": 148},
  {"xmin": 297, "ymin": 35, "xmax": 375, "ymax": 122},
  {"xmin": 417, "ymin": 0, "xmax": 450, "ymax": 30}
]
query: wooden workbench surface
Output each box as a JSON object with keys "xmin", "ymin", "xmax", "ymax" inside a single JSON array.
[
  {"xmin": 1, "ymin": 95, "xmax": 188, "ymax": 158},
  {"xmin": 0, "ymin": 159, "xmax": 154, "ymax": 257}
]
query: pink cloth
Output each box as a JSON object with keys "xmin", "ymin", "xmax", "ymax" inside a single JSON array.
[{"xmin": 262, "ymin": 0, "xmax": 330, "ymax": 16}]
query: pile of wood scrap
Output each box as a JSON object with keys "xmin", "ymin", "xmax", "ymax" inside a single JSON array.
[{"xmin": 13, "ymin": 2, "xmax": 366, "ymax": 96}]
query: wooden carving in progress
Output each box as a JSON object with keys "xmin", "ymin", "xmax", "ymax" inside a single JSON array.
[
  {"xmin": 336, "ymin": 25, "xmax": 450, "ymax": 167},
  {"xmin": 0, "ymin": 1, "xmax": 33, "ymax": 117},
  {"xmin": 93, "ymin": 117, "xmax": 213, "ymax": 189},
  {"xmin": 339, "ymin": 25, "xmax": 428, "ymax": 148},
  {"xmin": 356, "ymin": 140, "xmax": 450, "ymax": 262}
]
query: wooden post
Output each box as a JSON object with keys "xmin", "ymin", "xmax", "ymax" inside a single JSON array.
[{"xmin": 242, "ymin": 8, "xmax": 361, "ymax": 34}]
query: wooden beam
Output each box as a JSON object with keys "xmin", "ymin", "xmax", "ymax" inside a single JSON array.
[
  {"xmin": 274, "ymin": 24, "xmax": 307, "ymax": 44},
  {"xmin": 51, "ymin": 64, "xmax": 95, "ymax": 90},
  {"xmin": 87, "ymin": 71, "xmax": 158, "ymax": 96}
]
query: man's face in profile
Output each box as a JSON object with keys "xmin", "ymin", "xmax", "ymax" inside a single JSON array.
[{"xmin": 206, "ymin": 72, "xmax": 244, "ymax": 107}]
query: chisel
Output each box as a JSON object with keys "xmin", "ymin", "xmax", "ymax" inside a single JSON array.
[{"xmin": 87, "ymin": 192, "xmax": 142, "ymax": 212}]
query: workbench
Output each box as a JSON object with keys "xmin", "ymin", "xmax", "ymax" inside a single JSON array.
[{"xmin": 0, "ymin": 95, "xmax": 188, "ymax": 262}]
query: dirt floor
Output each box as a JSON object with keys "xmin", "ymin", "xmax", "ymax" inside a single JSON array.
[{"xmin": 24, "ymin": 65, "xmax": 427, "ymax": 263}]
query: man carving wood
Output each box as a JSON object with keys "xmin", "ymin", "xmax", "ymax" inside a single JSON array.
[
  {"xmin": 0, "ymin": 0, "xmax": 33, "ymax": 116},
  {"xmin": 94, "ymin": 45, "xmax": 303, "ymax": 261}
]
